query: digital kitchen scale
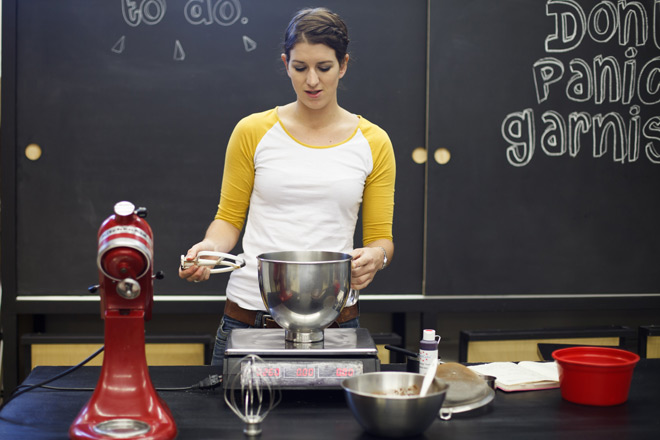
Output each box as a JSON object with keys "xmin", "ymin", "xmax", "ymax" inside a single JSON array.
[{"xmin": 223, "ymin": 328, "xmax": 380, "ymax": 389}]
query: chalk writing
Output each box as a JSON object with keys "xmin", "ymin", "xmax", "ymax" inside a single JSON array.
[
  {"xmin": 501, "ymin": 0, "xmax": 660, "ymax": 166},
  {"xmin": 122, "ymin": 0, "xmax": 166, "ymax": 26},
  {"xmin": 184, "ymin": 0, "xmax": 242, "ymax": 26},
  {"xmin": 117, "ymin": 0, "xmax": 256, "ymax": 56},
  {"xmin": 121, "ymin": 0, "xmax": 243, "ymax": 27}
]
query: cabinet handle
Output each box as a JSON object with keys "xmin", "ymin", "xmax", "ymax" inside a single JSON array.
[
  {"xmin": 25, "ymin": 143, "xmax": 43, "ymax": 161},
  {"xmin": 412, "ymin": 147, "xmax": 427, "ymax": 164},
  {"xmin": 434, "ymin": 148, "xmax": 451, "ymax": 165}
]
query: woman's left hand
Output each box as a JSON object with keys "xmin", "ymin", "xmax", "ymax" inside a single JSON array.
[{"xmin": 349, "ymin": 246, "xmax": 385, "ymax": 290}]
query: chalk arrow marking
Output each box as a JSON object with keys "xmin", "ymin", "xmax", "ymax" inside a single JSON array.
[
  {"xmin": 243, "ymin": 35, "xmax": 257, "ymax": 52},
  {"xmin": 112, "ymin": 36, "xmax": 125, "ymax": 54}
]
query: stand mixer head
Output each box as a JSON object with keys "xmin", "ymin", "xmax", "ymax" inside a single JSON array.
[
  {"xmin": 96, "ymin": 201, "xmax": 154, "ymax": 317},
  {"xmin": 69, "ymin": 201, "xmax": 177, "ymax": 440}
]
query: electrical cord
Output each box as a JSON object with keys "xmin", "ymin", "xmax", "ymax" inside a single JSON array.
[
  {"xmin": 0, "ymin": 345, "xmax": 223, "ymax": 412},
  {"xmin": 188, "ymin": 374, "xmax": 223, "ymax": 390},
  {"xmin": 14, "ymin": 373, "xmax": 223, "ymax": 393},
  {"xmin": 0, "ymin": 345, "xmax": 105, "ymax": 412}
]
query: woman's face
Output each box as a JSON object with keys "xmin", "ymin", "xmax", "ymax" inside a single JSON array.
[{"xmin": 282, "ymin": 42, "xmax": 348, "ymax": 111}]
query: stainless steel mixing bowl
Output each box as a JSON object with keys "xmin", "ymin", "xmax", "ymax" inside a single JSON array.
[
  {"xmin": 341, "ymin": 372, "xmax": 448, "ymax": 438},
  {"xmin": 257, "ymin": 251, "xmax": 352, "ymax": 343}
]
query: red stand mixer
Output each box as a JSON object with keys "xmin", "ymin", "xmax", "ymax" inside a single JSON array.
[{"xmin": 70, "ymin": 201, "xmax": 177, "ymax": 440}]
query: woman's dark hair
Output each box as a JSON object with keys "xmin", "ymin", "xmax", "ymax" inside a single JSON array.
[{"xmin": 283, "ymin": 8, "xmax": 350, "ymax": 66}]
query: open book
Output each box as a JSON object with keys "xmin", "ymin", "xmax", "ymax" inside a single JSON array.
[{"xmin": 468, "ymin": 361, "xmax": 559, "ymax": 392}]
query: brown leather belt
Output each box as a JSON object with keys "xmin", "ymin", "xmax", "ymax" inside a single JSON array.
[{"xmin": 224, "ymin": 298, "xmax": 359, "ymax": 327}]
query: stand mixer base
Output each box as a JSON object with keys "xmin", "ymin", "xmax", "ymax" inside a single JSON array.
[{"xmin": 92, "ymin": 419, "xmax": 151, "ymax": 438}]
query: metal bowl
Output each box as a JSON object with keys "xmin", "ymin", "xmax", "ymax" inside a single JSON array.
[
  {"xmin": 341, "ymin": 372, "xmax": 448, "ymax": 438},
  {"xmin": 257, "ymin": 251, "xmax": 352, "ymax": 343}
]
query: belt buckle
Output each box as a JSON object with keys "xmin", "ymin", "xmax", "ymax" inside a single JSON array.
[{"xmin": 260, "ymin": 313, "xmax": 273, "ymax": 328}]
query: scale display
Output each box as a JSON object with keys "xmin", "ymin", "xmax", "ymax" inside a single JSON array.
[{"xmin": 240, "ymin": 359, "xmax": 365, "ymax": 387}]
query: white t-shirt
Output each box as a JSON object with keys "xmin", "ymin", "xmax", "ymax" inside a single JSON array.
[{"xmin": 216, "ymin": 108, "xmax": 395, "ymax": 311}]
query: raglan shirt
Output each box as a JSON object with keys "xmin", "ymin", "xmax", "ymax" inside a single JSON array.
[{"xmin": 216, "ymin": 108, "xmax": 395, "ymax": 311}]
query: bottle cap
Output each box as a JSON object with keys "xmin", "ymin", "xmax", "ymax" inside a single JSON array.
[{"xmin": 422, "ymin": 329, "xmax": 436, "ymax": 341}]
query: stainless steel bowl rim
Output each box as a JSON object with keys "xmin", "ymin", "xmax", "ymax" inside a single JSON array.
[
  {"xmin": 341, "ymin": 372, "xmax": 449, "ymax": 399},
  {"xmin": 257, "ymin": 251, "xmax": 353, "ymax": 264}
]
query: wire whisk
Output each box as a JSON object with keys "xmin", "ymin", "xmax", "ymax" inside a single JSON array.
[{"xmin": 224, "ymin": 354, "xmax": 282, "ymax": 436}]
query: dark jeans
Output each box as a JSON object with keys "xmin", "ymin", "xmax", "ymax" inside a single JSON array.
[{"xmin": 211, "ymin": 314, "xmax": 360, "ymax": 366}]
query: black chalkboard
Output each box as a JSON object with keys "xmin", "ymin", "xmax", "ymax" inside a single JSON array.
[
  {"xmin": 9, "ymin": 0, "xmax": 657, "ymax": 299},
  {"xmin": 426, "ymin": 0, "xmax": 660, "ymax": 295},
  {"xmin": 10, "ymin": 0, "xmax": 427, "ymax": 295}
]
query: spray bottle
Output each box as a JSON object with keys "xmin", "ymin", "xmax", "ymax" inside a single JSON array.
[{"xmin": 419, "ymin": 329, "xmax": 441, "ymax": 375}]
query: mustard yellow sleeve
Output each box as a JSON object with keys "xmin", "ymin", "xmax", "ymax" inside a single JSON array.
[
  {"xmin": 215, "ymin": 111, "xmax": 275, "ymax": 230},
  {"xmin": 361, "ymin": 120, "xmax": 396, "ymax": 245}
]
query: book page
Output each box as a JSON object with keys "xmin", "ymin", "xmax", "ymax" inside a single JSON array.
[
  {"xmin": 468, "ymin": 362, "xmax": 558, "ymax": 387},
  {"xmin": 518, "ymin": 361, "xmax": 559, "ymax": 381}
]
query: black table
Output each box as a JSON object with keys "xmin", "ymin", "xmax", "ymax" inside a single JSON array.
[{"xmin": 1, "ymin": 360, "xmax": 659, "ymax": 439}]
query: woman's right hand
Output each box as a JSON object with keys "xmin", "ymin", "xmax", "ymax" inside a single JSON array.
[
  {"xmin": 179, "ymin": 241, "xmax": 215, "ymax": 283},
  {"xmin": 178, "ymin": 219, "xmax": 242, "ymax": 283}
]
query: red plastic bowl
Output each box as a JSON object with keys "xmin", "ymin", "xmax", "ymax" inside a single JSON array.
[{"xmin": 552, "ymin": 346, "xmax": 640, "ymax": 406}]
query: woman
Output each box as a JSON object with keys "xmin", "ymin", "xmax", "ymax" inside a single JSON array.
[{"xmin": 179, "ymin": 7, "xmax": 396, "ymax": 366}]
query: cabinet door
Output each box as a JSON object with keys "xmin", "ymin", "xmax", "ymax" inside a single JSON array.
[
  {"xmin": 10, "ymin": 0, "xmax": 427, "ymax": 296},
  {"xmin": 345, "ymin": 0, "xmax": 427, "ymax": 294},
  {"xmin": 426, "ymin": 0, "xmax": 660, "ymax": 295}
]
